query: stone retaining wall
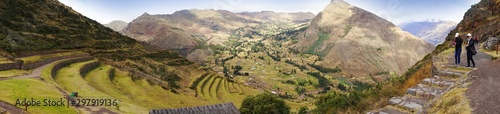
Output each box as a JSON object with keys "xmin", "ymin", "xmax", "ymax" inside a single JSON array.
[
  {"xmin": 0, "ymin": 61, "xmax": 22, "ymax": 71},
  {"xmin": 79, "ymin": 61, "xmax": 100, "ymax": 78},
  {"xmin": 150, "ymin": 102, "xmax": 239, "ymax": 114},
  {"xmin": 22, "ymin": 54, "xmax": 90, "ymax": 70},
  {"xmin": 103, "ymin": 60, "xmax": 169, "ymax": 89},
  {"xmin": 51, "ymin": 57, "xmax": 94, "ymax": 79}
]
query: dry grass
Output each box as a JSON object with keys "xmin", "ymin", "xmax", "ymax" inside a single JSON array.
[
  {"xmin": 0, "ymin": 57, "xmax": 13, "ymax": 64},
  {"xmin": 402, "ymin": 61, "xmax": 432, "ymax": 91},
  {"xmin": 479, "ymin": 43, "xmax": 500, "ymax": 58},
  {"xmin": 428, "ymin": 87, "xmax": 472, "ymax": 114}
]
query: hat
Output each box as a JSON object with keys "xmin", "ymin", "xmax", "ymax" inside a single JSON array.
[
  {"xmin": 455, "ymin": 33, "xmax": 459, "ymax": 37},
  {"xmin": 467, "ymin": 33, "xmax": 472, "ymax": 37}
]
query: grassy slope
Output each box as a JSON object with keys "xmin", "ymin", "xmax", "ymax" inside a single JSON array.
[
  {"xmin": 53, "ymin": 60, "xmax": 130, "ymax": 113},
  {"xmin": 111, "ymin": 69, "xmax": 208, "ymax": 108},
  {"xmin": 210, "ymin": 77, "xmax": 222, "ymax": 100},
  {"xmin": 83, "ymin": 65, "xmax": 147, "ymax": 114},
  {"xmin": 0, "ymin": 69, "xmax": 30, "ymax": 78},
  {"xmin": 216, "ymin": 79, "xmax": 247, "ymax": 108},
  {"xmin": 0, "ymin": 79, "xmax": 77, "ymax": 114},
  {"xmin": 18, "ymin": 51, "xmax": 85, "ymax": 64},
  {"xmin": 202, "ymin": 75, "xmax": 216, "ymax": 101}
]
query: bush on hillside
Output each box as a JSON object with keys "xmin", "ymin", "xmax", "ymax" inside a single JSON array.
[
  {"xmin": 308, "ymin": 63, "xmax": 341, "ymax": 73},
  {"xmin": 240, "ymin": 93, "xmax": 290, "ymax": 114},
  {"xmin": 298, "ymin": 106, "xmax": 308, "ymax": 114}
]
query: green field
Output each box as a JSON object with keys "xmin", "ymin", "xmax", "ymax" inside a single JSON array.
[
  {"xmin": 0, "ymin": 78, "xmax": 77, "ymax": 114},
  {"xmin": 0, "ymin": 69, "xmax": 30, "ymax": 78}
]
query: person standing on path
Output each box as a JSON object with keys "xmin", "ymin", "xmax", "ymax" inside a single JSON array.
[
  {"xmin": 466, "ymin": 33, "xmax": 476, "ymax": 67},
  {"xmin": 453, "ymin": 33, "xmax": 464, "ymax": 65}
]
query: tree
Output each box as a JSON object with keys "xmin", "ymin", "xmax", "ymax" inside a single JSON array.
[
  {"xmin": 240, "ymin": 93, "xmax": 290, "ymax": 114},
  {"xmin": 295, "ymin": 86, "xmax": 306, "ymax": 94},
  {"xmin": 298, "ymin": 106, "xmax": 308, "ymax": 114}
]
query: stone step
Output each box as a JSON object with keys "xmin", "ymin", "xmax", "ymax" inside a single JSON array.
[
  {"xmin": 406, "ymin": 86, "xmax": 444, "ymax": 99},
  {"xmin": 422, "ymin": 77, "xmax": 455, "ymax": 88},
  {"xmin": 436, "ymin": 70, "xmax": 464, "ymax": 79},
  {"xmin": 367, "ymin": 106, "xmax": 411, "ymax": 114},
  {"xmin": 388, "ymin": 97, "xmax": 428, "ymax": 112}
]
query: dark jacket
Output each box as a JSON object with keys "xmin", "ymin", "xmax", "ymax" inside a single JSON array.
[
  {"xmin": 454, "ymin": 37, "xmax": 463, "ymax": 48},
  {"xmin": 466, "ymin": 38, "xmax": 476, "ymax": 51}
]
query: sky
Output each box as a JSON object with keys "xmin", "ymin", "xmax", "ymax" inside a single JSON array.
[{"xmin": 58, "ymin": 0, "xmax": 481, "ymax": 25}]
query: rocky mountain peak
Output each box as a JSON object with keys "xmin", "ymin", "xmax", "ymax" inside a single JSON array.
[
  {"xmin": 331, "ymin": 0, "xmax": 345, "ymax": 3},
  {"xmin": 140, "ymin": 12, "xmax": 150, "ymax": 17},
  {"xmin": 293, "ymin": 0, "xmax": 434, "ymax": 78}
]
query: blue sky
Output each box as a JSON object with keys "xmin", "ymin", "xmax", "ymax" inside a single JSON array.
[{"xmin": 58, "ymin": 0, "xmax": 480, "ymax": 25}]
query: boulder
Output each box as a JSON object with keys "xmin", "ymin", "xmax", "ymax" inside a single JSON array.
[{"xmin": 483, "ymin": 36, "xmax": 500, "ymax": 50}]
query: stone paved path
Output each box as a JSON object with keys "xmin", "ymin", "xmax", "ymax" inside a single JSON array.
[{"xmin": 367, "ymin": 50, "xmax": 490, "ymax": 114}]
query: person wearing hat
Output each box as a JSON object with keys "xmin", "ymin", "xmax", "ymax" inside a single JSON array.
[
  {"xmin": 465, "ymin": 33, "xmax": 476, "ymax": 67},
  {"xmin": 453, "ymin": 33, "xmax": 463, "ymax": 65}
]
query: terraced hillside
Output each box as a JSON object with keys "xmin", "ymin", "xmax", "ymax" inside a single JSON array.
[
  {"xmin": 191, "ymin": 74, "xmax": 260, "ymax": 107},
  {"xmin": 0, "ymin": 51, "xmax": 263, "ymax": 114}
]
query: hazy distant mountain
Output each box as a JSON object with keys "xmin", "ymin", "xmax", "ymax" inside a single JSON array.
[
  {"xmin": 104, "ymin": 20, "xmax": 128, "ymax": 32},
  {"xmin": 239, "ymin": 11, "xmax": 315, "ymax": 23},
  {"xmin": 292, "ymin": 0, "xmax": 434, "ymax": 77},
  {"xmin": 399, "ymin": 21, "xmax": 457, "ymax": 45}
]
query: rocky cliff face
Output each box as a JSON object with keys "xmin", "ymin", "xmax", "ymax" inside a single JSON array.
[
  {"xmin": 448, "ymin": 0, "xmax": 500, "ymax": 42},
  {"xmin": 399, "ymin": 21, "xmax": 457, "ymax": 46},
  {"xmin": 104, "ymin": 20, "xmax": 128, "ymax": 32},
  {"xmin": 293, "ymin": 0, "xmax": 434, "ymax": 77}
]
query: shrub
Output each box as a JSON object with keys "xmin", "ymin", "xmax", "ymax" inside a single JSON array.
[
  {"xmin": 307, "ymin": 71, "xmax": 329, "ymax": 88},
  {"xmin": 295, "ymin": 86, "xmax": 306, "ymax": 94},
  {"xmin": 374, "ymin": 71, "xmax": 390, "ymax": 76},
  {"xmin": 337, "ymin": 83, "xmax": 347, "ymax": 91},
  {"xmin": 308, "ymin": 64, "xmax": 341, "ymax": 73},
  {"xmin": 240, "ymin": 93, "xmax": 290, "ymax": 114},
  {"xmin": 298, "ymin": 106, "xmax": 308, "ymax": 114},
  {"xmin": 285, "ymin": 60, "xmax": 307, "ymax": 71},
  {"xmin": 297, "ymin": 79, "xmax": 307, "ymax": 86}
]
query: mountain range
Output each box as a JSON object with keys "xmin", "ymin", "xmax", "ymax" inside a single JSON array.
[
  {"xmin": 122, "ymin": 10, "xmax": 315, "ymax": 62},
  {"xmin": 399, "ymin": 21, "xmax": 458, "ymax": 46}
]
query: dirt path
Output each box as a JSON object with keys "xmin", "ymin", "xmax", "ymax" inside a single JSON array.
[
  {"xmin": 466, "ymin": 51, "xmax": 500, "ymax": 114},
  {"xmin": 0, "ymin": 55, "xmax": 90, "ymax": 81},
  {"xmin": 0, "ymin": 100, "xmax": 26, "ymax": 114}
]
